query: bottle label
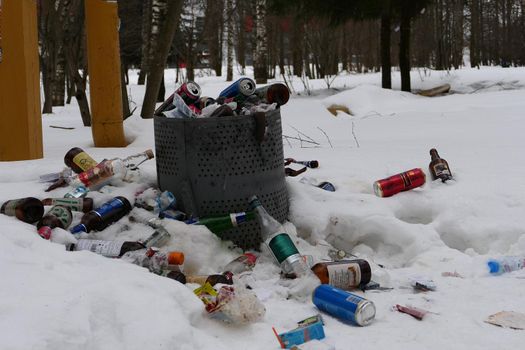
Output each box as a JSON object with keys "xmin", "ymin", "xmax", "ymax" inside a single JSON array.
[
  {"xmin": 75, "ymin": 239, "xmax": 125, "ymax": 257},
  {"xmin": 93, "ymin": 198, "xmax": 125, "ymax": 219},
  {"xmin": 3, "ymin": 199, "xmax": 22, "ymax": 216},
  {"xmin": 72, "ymin": 152, "xmax": 98, "ymax": 172},
  {"xmin": 48, "ymin": 206, "xmax": 72, "ymax": 227},
  {"xmin": 266, "ymin": 233, "xmax": 300, "ymax": 264},
  {"xmin": 230, "ymin": 212, "xmax": 247, "ymax": 227},
  {"xmin": 47, "ymin": 198, "xmax": 83, "ymax": 212},
  {"xmin": 77, "ymin": 161, "xmax": 113, "ymax": 187},
  {"xmin": 64, "ymin": 186, "xmax": 89, "ymax": 199},
  {"xmin": 433, "ymin": 163, "xmax": 451, "ymax": 177},
  {"xmin": 327, "ymin": 263, "xmax": 362, "ymax": 290}
]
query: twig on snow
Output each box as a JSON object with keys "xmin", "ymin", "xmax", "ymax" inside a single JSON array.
[
  {"xmin": 351, "ymin": 121, "xmax": 360, "ymax": 148},
  {"xmin": 317, "ymin": 127, "xmax": 333, "ymax": 148}
]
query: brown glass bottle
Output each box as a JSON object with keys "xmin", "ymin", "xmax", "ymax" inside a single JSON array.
[
  {"xmin": 186, "ymin": 271, "xmax": 234, "ymax": 286},
  {"xmin": 311, "ymin": 259, "xmax": 371, "ymax": 290},
  {"xmin": 1, "ymin": 197, "xmax": 44, "ymax": 224},
  {"xmin": 254, "ymin": 83, "xmax": 290, "ymax": 106},
  {"xmin": 36, "ymin": 205, "xmax": 73, "ymax": 239},
  {"xmin": 66, "ymin": 239, "xmax": 145, "ymax": 258},
  {"xmin": 64, "ymin": 147, "xmax": 98, "ymax": 174},
  {"xmin": 429, "ymin": 148, "xmax": 453, "ymax": 182},
  {"xmin": 70, "ymin": 196, "xmax": 132, "ymax": 234},
  {"xmin": 42, "ymin": 197, "xmax": 94, "ymax": 213},
  {"xmin": 162, "ymin": 270, "xmax": 187, "ymax": 284}
]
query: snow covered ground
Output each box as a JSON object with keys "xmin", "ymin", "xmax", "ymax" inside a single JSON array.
[{"xmin": 1, "ymin": 67, "xmax": 525, "ymax": 349}]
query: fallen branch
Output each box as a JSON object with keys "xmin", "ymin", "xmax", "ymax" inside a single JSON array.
[
  {"xmin": 282, "ymin": 135, "xmax": 320, "ymax": 146},
  {"xmin": 287, "ymin": 124, "xmax": 320, "ymax": 145},
  {"xmin": 351, "ymin": 121, "xmax": 360, "ymax": 148},
  {"xmin": 49, "ymin": 125, "xmax": 75, "ymax": 130},
  {"xmin": 317, "ymin": 127, "xmax": 333, "ymax": 148}
]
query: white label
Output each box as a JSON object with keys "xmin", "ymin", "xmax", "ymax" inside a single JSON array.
[
  {"xmin": 327, "ymin": 263, "xmax": 361, "ymax": 290},
  {"xmin": 75, "ymin": 239, "xmax": 124, "ymax": 257}
]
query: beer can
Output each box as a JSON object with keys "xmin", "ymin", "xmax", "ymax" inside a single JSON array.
[
  {"xmin": 373, "ymin": 168, "xmax": 426, "ymax": 198},
  {"xmin": 312, "ymin": 284, "xmax": 376, "ymax": 326},
  {"xmin": 196, "ymin": 96, "xmax": 216, "ymax": 110},
  {"xmin": 218, "ymin": 77, "xmax": 256, "ymax": 98},
  {"xmin": 175, "ymin": 81, "xmax": 201, "ymax": 105}
]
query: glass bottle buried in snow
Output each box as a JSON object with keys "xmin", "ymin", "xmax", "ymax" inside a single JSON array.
[
  {"xmin": 46, "ymin": 149, "xmax": 154, "ymax": 191},
  {"xmin": 64, "ymin": 147, "xmax": 98, "ymax": 174},
  {"xmin": 186, "ymin": 211, "xmax": 255, "ymax": 236},
  {"xmin": 0, "ymin": 197, "xmax": 44, "ymax": 224},
  {"xmin": 429, "ymin": 148, "xmax": 453, "ymax": 182},
  {"xmin": 186, "ymin": 271, "xmax": 234, "ymax": 286},
  {"xmin": 70, "ymin": 196, "xmax": 132, "ymax": 234},
  {"xmin": 42, "ymin": 197, "xmax": 94, "ymax": 213},
  {"xmin": 249, "ymin": 195, "xmax": 309, "ymax": 277},
  {"xmin": 66, "ymin": 239, "xmax": 145, "ymax": 258},
  {"xmin": 36, "ymin": 205, "xmax": 73, "ymax": 239},
  {"xmin": 311, "ymin": 259, "xmax": 371, "ymax": 290}
]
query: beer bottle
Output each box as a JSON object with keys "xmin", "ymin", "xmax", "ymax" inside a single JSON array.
[
  {"xmin": 46, "ymin": 150, "xmax": 154, "ymax": 191},
  {"xmin": 36, "ymin": 205, "xmax": 73, "ymax": 240},
  {"xmin": 70, "ymin": 196, "xmax": 132, "ymax": 234},
  {"xmin": 1, "ymin": 197, "xmax": 44, "ymax": 224},
  {"xmin": 249, "ymin": 195, "xmax": 309, "ymax": 276},
  {"xmin": 186, "ymin": 211, "xmax": 255, "ymax": 236},
  {"xmin": 186, "ymin": 271, "xmax": 234, "ymax": 286},
  {"xmin": 64, "ymin": 186, "xmax": 89, "ymax": 199},
  {"xmin": 254, "ymin": 83, "xmax": 290, "ymax": 106},
  {"xmin": 66, "ymin": 239, "xmax": 145, "ymax": 258},
  {"xmin": 42, "ymin": 197, "xmax": 94, "ymax": 213},
  {"xmin": 284, "ymin": 158, "xmax": 319, "ymax": 169},
  {"xmin": 311, "ymin": 259, "xmax": 371, "ymax": 290},
  {"xmin": 162, "ymin": 270, "xmax": 187, "ymax": 284},
  {"xmin": 429, "ymin": 148, "xmax": 453, "ymax": 182},
  {"xmin": 64, "ymin": 147, "xmax": 98, "ymax": 174}
]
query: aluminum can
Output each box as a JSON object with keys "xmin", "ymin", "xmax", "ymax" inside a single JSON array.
[
  {"xmin": 373, "ymin": 168, "xmax": 426, "ymax": 198},
  {"xmin": 175, "ymin": 81, "xmax": 201, "ymax": 105},
  {"xmin": 312, "ymin": 284, "xmax": 376, "ymax": 326},
  {"xmin": 196, "ymin": 96, "xmax": 216, "ymax": 110},
  {"xmin": 218, "ymin": 77, "xmax": 256, "ymax": 98}
]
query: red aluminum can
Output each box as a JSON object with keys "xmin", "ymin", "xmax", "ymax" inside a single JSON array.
[
  {"xmin": 175, "ymin": 81, "xmax": 201, "ymax": 105},
  {"xmin": 373, "ymin": 168, "xmax": 426, "ymax": 197}
]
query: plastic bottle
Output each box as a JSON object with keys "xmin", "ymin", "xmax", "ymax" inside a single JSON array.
[
  {"xmin": 223, "ymin": 252, "xmax": 258, "ymax": 274},
  {"xmin": 121, "ymin": 248, "xmax": 184, "ymax": 273},
  {"xmin": 70, "ymin": 196, "xmax": 132, "ymax": 234},
  {"xmin": 249, "ymin": 195, "xmax": 309, "ymax": 277},
  {"xmin": 42, "ymin": 197, "xmax": 93, "ymax": 213},
  {"xmin": 1, "ymin": 197, "xmax": 44, "ymax": 224},
  {"xmin": 487, "ymin": 257, "xmax": 525, "ymax": 275},
  {"xmin": 36, "ymin": 205, "xmax": 73, "ymax": 239}
]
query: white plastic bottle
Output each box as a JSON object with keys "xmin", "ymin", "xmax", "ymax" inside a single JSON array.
[{"xmin": 487, "ymin": 256, "xmax": 525, "ymax": 275}]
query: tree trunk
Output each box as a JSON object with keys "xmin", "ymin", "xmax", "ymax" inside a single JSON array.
[
  {"xmin": 121, "ymin": 65, "xmax": 131, "ymax": 119},
  {"xmin": 380, "ymin": 15, "xmax": 392, "ymax": 89},
  {"xmin": 138, "ymin": 0, "xmax": 152, "ymax": 85},
  {"xmin": 399, "ymin": 12, "xmax": 411, "ymax": 92},
  {"xmin": 254, "ymin": 0, "xmax": 268, "ymax": 84},
  {"xmin": 236, "ymin": 1, "xmax": 246, "ymax": 74},
  {"xmin": 141, "ymin": 0, "xmax": 184, "ymax": 118},
  {"xmin": 52, "ymin": 45, "xmax": 66, "ymax": 106},
  {"xmin": 226, "ymin": 0, "xmax": 234, "ymax": 81},
  {"xmin": 204, "ymin": 0, "xmax": 224, "ymax": 77},
  {"xmin": 291, "ymin": 18, "xmax": 304, "ymax": 76}
]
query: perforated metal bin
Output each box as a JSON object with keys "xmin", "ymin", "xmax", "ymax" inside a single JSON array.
[{"xmin": 153, "ymin": 109, "xmax": 288, "ymax": 250}]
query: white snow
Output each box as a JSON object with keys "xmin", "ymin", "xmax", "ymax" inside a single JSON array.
[{"xmin": 1, "ymin": 67, "xmax": 525, "ymax": 349}]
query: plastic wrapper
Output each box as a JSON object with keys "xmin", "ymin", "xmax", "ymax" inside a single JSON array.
[{"xmin": 194, "ymin": 282, "xmax": 265, "ymax": 324}]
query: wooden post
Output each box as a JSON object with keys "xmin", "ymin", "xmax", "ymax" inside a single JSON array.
[
  {"xmin": 0, "ymin": 0, "xmax": 43, "ymax": 161},
  {"xmin": 84, "ymin": 0, "xmax": 127, "ymax": 147}
]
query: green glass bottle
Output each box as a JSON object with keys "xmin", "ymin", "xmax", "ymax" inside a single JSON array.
[
  {"xmin": 187, "ymin": 211, "xmax": 255, "ymax": 235},
  {"xmin": 249, "ymin": 196, "xmax": 308, "ymax": 276}
]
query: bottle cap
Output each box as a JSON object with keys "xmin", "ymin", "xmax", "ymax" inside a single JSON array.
[
  {"xmin": 168, "ymin": 251, "xmax": 185, "ymax": 265},
  {"xmin": 144, "ymin": 149, "xmax": 155, "ymax": 159},
  {"xmin": 37, "ymin": 226, "xmax": 52, "ymax": 240},
  {"xmin": 487, "ymin": 260, "xmax": 500, "ymax": 274}
]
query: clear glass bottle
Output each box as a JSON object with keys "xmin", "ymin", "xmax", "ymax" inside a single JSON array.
[{"xmin": 249, "ymin": 195, "xmax": 309, "ymax": 276}]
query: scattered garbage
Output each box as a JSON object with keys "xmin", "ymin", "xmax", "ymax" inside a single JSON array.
[
  {"xmin": 310, "ymin": 259, "xmax": 371, "ymax": 290},
  {"xmin": 394, "ymin": 304, "xmax": 429, "ymax": 320},
  {"xmin": 70, "ymin": 196, "xmax": 132, "ymax": 234},
  {"xmin": 374, "ymin": 168, "xmax": 426, "ymax": 197},
  {"xmin": 300, "ymin": 177, "xmax": 336, "ymax": 192},
  {"xmin": 487, "ymin": 256, "xmax": 525, "ymax": 275},
  {"xmin": 485, "ymin": 311, "xmax": 525, "ymax": 330},
  {"xmin": 312, "ymin": 285, "xmax": 376, "ymax": 326},
  {"xmin": 1, "ymin": 197, "xmax": 44, "ymax": 224},
  {"xmin": 410, "ymin": 277, "xmax": 437, "ymax": 292},
  {"xmin": 429, "ymin": 148, "xmax": 453, "ymax": 182},
  {"xmin": 36, "ymin": 205, "xmax": 72, "ymax": 239},
  {"xmin": 273, "ymin": 315, "xmax": 326, "ymax": 349}
]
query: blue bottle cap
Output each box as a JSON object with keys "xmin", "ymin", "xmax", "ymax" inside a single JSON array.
[{"xmin": 487, "ymin": 260, "xmax": 500, "ymax": 274}]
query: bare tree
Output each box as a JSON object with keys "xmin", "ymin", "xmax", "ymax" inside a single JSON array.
[
  {"xmin": 225, "ymin": 0, "xmax": 234, "ymax": 81},
  {"xmin": 254, "ymin": 0, "xmax": 268, "ymax": 83}
]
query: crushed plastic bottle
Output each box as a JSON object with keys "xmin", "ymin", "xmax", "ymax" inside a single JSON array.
[{"xmin": 487, "ymin": 256, "xmax": 525, "ymax": 275}]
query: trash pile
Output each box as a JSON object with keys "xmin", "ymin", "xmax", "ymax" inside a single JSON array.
[{"xmin": 2, "ymin": 81, "xmax": 524, "ymax": 349}]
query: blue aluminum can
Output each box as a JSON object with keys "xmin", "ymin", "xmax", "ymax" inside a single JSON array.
[
  {"xmin": 218, "ymin": 77, "xmax": 256, "ymax": 98},
  {"xmin": 312, "ymin": 284, "xmax": 376, "ymax": 326}
]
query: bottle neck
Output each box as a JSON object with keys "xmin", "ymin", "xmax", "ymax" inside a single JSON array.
[
  {"xmin": 430, "ymin": 149, "xmax": 440, "ymax": 161},
  {"xmin": 122, "ymin": 150, "xmax": 153, "ymax": 170}
]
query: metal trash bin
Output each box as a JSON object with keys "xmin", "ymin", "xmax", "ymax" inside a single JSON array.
[{"xmin": 153, "ymin": 109, "xmax": 288, "ymax": 250}]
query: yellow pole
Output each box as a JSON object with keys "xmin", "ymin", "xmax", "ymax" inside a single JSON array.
[
  {"xmin": 84, "ymin": 0, "xmax": 127, "ymax": 147},
  {"xmin": 0, "ymin": 0, "xmax": 43, "ymax": 161}
]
